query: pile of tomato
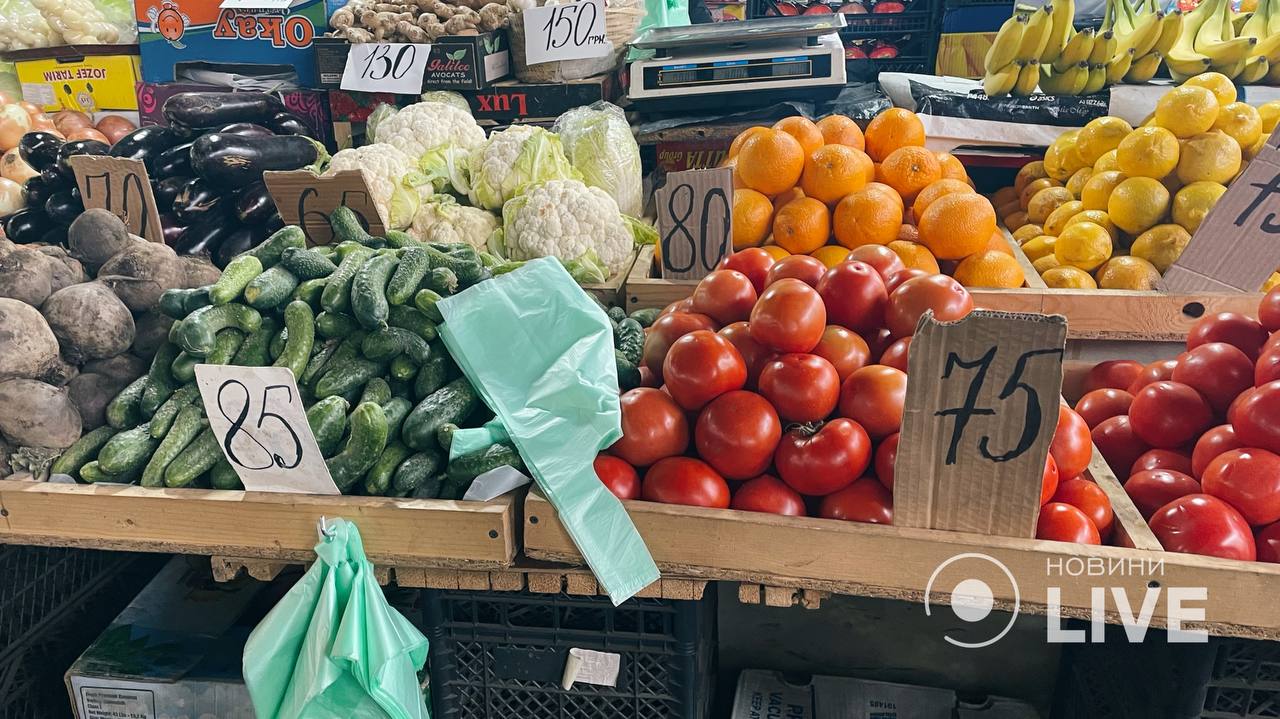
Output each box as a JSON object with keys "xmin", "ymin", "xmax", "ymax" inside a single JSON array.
[
  {"xmin": 592, "ymin": 246, "xmax": 1109, "ymax": 541},
  {"xmin": 1072, "ymin": 287, "xmax": 1280, "ymax": 563}
]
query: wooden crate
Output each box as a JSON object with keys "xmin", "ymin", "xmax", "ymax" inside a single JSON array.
[
  {"xmin": 0, "ymin": 482, "xmax": 519, "ymax": 570},
  {"xmin": 622, "ymin": 245, "xmax": 1263, "ymax": 342},
  {"xmin": 581, "ymin": 248, "xmax": 641, "ymax": 307}
]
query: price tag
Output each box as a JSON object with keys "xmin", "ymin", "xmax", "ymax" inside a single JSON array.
[
  {"xmin": 340, "ymin": 42, "xmax": 431, "ymax": 95},
  {"xmin": 67, "ymin": 155, "xmax": 164, "ymax": 243},
  {"xmin": 893, "ymin": 310, "xmax": 1066, "ymax": 538},
  {"xmin": 522, "ymin": 0, "xmax": 612, "ymax": 65},
  {"xmin": 655, "ymin": 167, "xmax": 733, "ymax": 281},
  {"xmin": 194, "ymin": 365, "xmax": 339, "ymax": 495},
  {"xmin": 1160, "ymin": 133, "xmax": 1280, "ymax": 293},
  {"xmin": 263, "ymin": 169, "xmax": 386, "ymax": 245}
]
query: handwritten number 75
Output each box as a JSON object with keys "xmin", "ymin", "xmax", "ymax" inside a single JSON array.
[{"xmin": 935, "ymin": 347, "xmax": 1064, "ymax": 464}]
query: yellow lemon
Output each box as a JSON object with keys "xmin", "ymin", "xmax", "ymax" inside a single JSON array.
[
  {"xmin": 1065, "ymin": 209, "xmax": 1120, "ymax": 241},
  {"xmin": 1080, "ymin": 170, "xmax": 1129, "ymax": 210},
  {"xmin": 810, "ymin": 245, "xmax": 851, "ymax": 268},
  {"xmin": 1014, "ymin": 161, "xmax": 1049, "ymax": 195},
  {"xmin": 1260, "ymin": 101, "xmax": 1280, "ymax": 135},
  {"xmin": 1044, "ymin": 200, "xmax": 1085, "ymax": 236},
  {"xmin": 1054, "ymin": 221, "xmax": 1114, "ymax": 271},
  {"xmin": 1131, "ymin": 223, "xmax": 1192, "ymax": 272},
  {"xmin": 1020, "ymin": 177, "xmax": 1060, "ymax": 209},
  {"xmin": 1095, "ymin": 256, "xmax": 1162, "ymax": 290},
  {"xmin": 1246, "ymin": 135, "xmax": 1268, "ymax": 161},
  {"xmin": 1107, "ymin": 177, "xmax": 1171, "ymax": 235},
  {"xmin": 1013, "ymin": 223, "xmax": 1044, "ymax": 244},
  {"xmin": 1155, "ymin": 86, "xmax": 1221, "ymax": 138},
  {"xmin": 1004, "ymin": 210, "xmax": 1030, "ymax": 230},
  {"xmin": 1263, "ymin": 270, "xmax": 1280, "ymax": 292},
  {"xmin": 1043, "ymin": 266, "xmax": 1098, "ymax": 289},
  {"xmin": 1181, "ymin": 72, "xmax": 1236, "ymax": 106},
  {"xmin": 1116, "ymin": 126, "xmax": 1180, "ymax": 179},
  {"xmin": 1027, "ymin": 186, "xmax": 1075, "ymax": 225},
  {"xmin": 953, "ymin": 250, "xmax": 1025, "ymax": 288},
  {"xmin": 1043, "ymin": 143, "xmax": 1069, "ymax": 182},
  {"xmin": 1078, "ymin": 117, "xmax": 1135, "ymax": 166},
  {"xmin": 1066, "ymin": 167, "xmax": 1093, "ymax": 198},
  {"xmin": 1032, "ymin": 254, "xmax": 1062, "ymax": 274},
  {"xmin": 1171, "ymin": 181, "xmax": 1228, "ymax": 233},
  {"xmin": 992, "ymin": 186, "xmax": 1019, "ymax": 207},
  {"xmin": 1212, "ymin": 102, "xmax": 1263, "ymax": 150},
  {"xmin": 1093, "ymin": 149, "xmax": 1120, "ymax": 172},
  {"xmin": 1021, "ymin": 234, "xmax": 1058, "ymax": 261},
  {"xmin": 1176, "ymin": 131, "xmax": 1241, "ymax": 185}
]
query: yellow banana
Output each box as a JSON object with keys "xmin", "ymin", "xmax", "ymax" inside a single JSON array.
[
  {"xmin": 1116, "ymin": 10, "xmax": 1164, "ymax": 58},
  {"xmin": 984, "ymin": 62, "xmax": 1021, "ymax": 97},
  {"xmin": 1067, "ymin": 62, "xmax": 1091, "ymax": 94},
  {"xmin": 1212, "ymin": 54, "xmax": 1248, "ymax": 78},
  {"xmin": 1268, "ymin": 57, "xmax": 1280, "ymax": 82},
  {"xmin": 1152, "ymin": 11, "xmax": 1182, "ymax": 56},
  {"xmin": 1089, "ymin": 30, "xmax": 1117, "ymax": 64},
  {"xmin": 1106, "ymin": 48, "xmax": 1135, "ymax": 84},
  {"xmin": 1166, "ymin": 56, "xmax": 1213, "ymax": 80},
  {"xmin": 1054, "ymin": 27, "xmax": 1095, "ymax": 70},
  {"xmin": 1195, "ymin": 0, "xmax": 1258, "ymax": 65},
  {"xmin": 985, "ymin": 14, "xmax": 1029, "ymax": 74},
  {"xmin": 1239, "ymin": 55, "xmax": 1270, "ymax": 83},
  {"xmin": 1013, "ymin": 60, "xmax": 1042, "ymax": 95},
  {"xmin": 1271, "ymin": 2, "xmax": 1280, "ymax": 35},
  {"xmin": 1084, "ymin": 64, "xmax": 1107, "ymax": 94},
  {"xmin": 1203, "ymin": 37, "xmax": 1259, "ymax": 65},
  {"xmin": 1124, "ymin": 50, "xmax": 1162, "ymax": 82},
  {"xmin": 1239, "ymin": 0, "xmax": 1269, "ymax": 37},
  {"xmin": 1038, "ymin": 62, "xmax": 1077, "ymax": 93},
  {"xmin": 1165, "ymin": 0, "xmax": 1222, "ymax": 73},
  {"xmin": 1251, "ymin": 33, "xmax": 1280, "ymax": 63},
  {"xmin": 1017, "ymin": 5, "xmax": 1054, "ymax": 62},
  {"xmin": 1041, "ymin": 0, "xmax": 1076, "ymax": 63}
]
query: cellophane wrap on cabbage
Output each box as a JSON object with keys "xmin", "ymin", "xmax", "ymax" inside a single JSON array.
[{"xmin": 553, "ymin": 102, "xmax": 642, "ymax": 218}]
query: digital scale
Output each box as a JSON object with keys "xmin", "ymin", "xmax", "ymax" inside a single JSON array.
[{"xmin": 627, "ymin": 16, "xmax": 848, "ymax": 112}]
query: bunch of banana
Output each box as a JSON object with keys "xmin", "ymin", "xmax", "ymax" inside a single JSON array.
[
  {"xmin": 1166, "ymin": 0, "xmax": 1279, "ymax": 82},
  {"xmin": 1099, "ymin": 0, "xmax": 1179, "ymax": 85},
  {"xmin": 1235, "ymin": 0, "xmax": 1280, "ymax": 83},
  {"xmin": 983, "ymin": 2, "xmax": 1056, "ymax": 97}
]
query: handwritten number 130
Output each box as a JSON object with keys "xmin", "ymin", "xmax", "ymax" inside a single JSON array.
[{"xmin": 216, "ymin": 380, "xmax": 303, "ymax": 470}]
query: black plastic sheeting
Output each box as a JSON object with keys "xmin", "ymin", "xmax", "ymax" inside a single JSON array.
[{"xmin": 909, "ymin": 79, "xmax": 1111, "ymax": 128}]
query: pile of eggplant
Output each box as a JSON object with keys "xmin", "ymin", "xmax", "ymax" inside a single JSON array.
[{"xmin": 1, "ymin": 91, "xmax": 325, "ymax": 268}]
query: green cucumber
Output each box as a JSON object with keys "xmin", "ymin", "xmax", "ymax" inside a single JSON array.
[
  {"xmin": 413, "ymin": 289, "xmax": 445, "ymax": 322},
  {"xmin": 382, "ymin": 397, "xmax": 412, "ymax": 441},
  {"xmin": 359, "ymin": 377, "xmax": 392, "ymax": 406},
  {"xmin": 232, "ymin": 317, "xmax": 279, "ymax": 366},
  {"xmin": 177, "ymin": 304, "xmax": 262, "ymax": 356},
  {"xmin": 307, "ymin": 396, "xmax": 350, "ymax": 457},
  {"xmin": 424, "ymin": 244, "xmax": 483, "ymax": 285},
  {"xmin": 301, "ymin": 339, "xmax": 341, "ymax": 387},
  {"xmin": 387, "ymin": 305, "xmax": 437, "ymax": 341},
  {"xmin": 389, "ymin": 378, "xmax": 414, "ymax": 400},
  {"xmin": 269, "ymin": 327, "xmax": 288, "ymax": 361},
  {"xmin": 435, "ymin": 422, "xmax": 458, "ymax": 452},
  {"xmin": 164, "ymin": 428, "xmax": 222, "ymax": 488},
  {"xmin": 423, "ymin": 266, "xmax": 458, "ymax": 295},
  {"xmin": 315, "ymin": 358, "xmax": 381, "ymax": 399},
  {"xmin": 616, "ymin": 351, "xmax": 641, "ymax": 391},
  {"xmin": 141, "ymin": 404, "xmax": 208, "ymax": 488},
  {"xmin": 629, "ymin": 307, "xmax": 661, "ymax": 328},
  {"xmin": 168, "ymin": 318, "xmax": 185, "ymax": 345},
  {"xmin": 363, "ymin": 441, "xmax": 411, "ymax": 495},
  {"xmin": 98, "ymin": 423, "xmax": 159, "ymax": 475},
  {"xmin": 413, "ymin": 348, "xmax": 453, "ymax": 400},
  {"xmin": 321, "ymin": 247, "xmax": 373, "ymax": 313},
  {"xmin": 607, "ymin": 306, "xmax": 626, "ymax": 324},
  {"xmin": 150, "ymin": 385, "xmax": 200, "ymax": 438},
  {"xmin": 280, "ymin": 247, "xmax": 337, "ymax": 279},
  {"xmin": 351, "ymin": 252, "xmax": 398, "ymax": 330},
  {"xmin": 244, "ymin": 226, "xmax": 306, "ymax": 268},
  {"xmin": 403, "ymin": 377, "xmax": 479, "ymax": 451},
  {"xmin": 383, "ymin": 229, "xmax": 415, "ymax": 249},
  {"xmin": 52, "ymin": 426, "xmax": 117, "ymax": 479},
  {"xmin": 446, "ymin": 442, "xmax": 524, "ymax": 493},
  {"xmin": 140, "ymin": 342, "xmax": 182, "ymax": 415},
  {"xmin": 106, "ymin": 376, "xmax": 148, "ymax": 429},
  {"xmin": 210, "ymin": 458, "xmax": 242, "ymax": 490},
  {"xmin": 330, "ymin": 207, "xmax": 384, "ymax": 248},
  {"xmin": 159, "ymin": 287, "xmax": 210, "ymax": 319},
  {"xmin": 333, "ymin": 240, "xmax": 368, "ymax": 262},
  {"xmin": 293, "ymin": 278, "xmax": 327, "ymax": 307},
  {"xmin": 389, "ymin": 355, "xmax": 418, "ymax": 381},
  {"xmin": 393, "ymin": 451, "xmax": 441, "ymax": 495},
  {"xmin": 79, "ymin": 461, "xmax": 142, "ymax": 485},
  {"xmin": 386, "ymin": 247, "xmax": 430, "ymax": 305},
  {"xmin": 362, "ymin": 327, "xmax": 431, "ymax": 364},
  {"xmin": 272, "ymin": 301, "xmax": 315, "ymax": 379},
  {"xmin": 243, "ymin": 266, "xmax": 299, "ymax": 310},
  {"xmin": 316, "ymin": 311, "xmax": 359, "ymax": 338},
  {"xmin": 171, "ymin": 352, "xmax": 197, "ymax": 383},
  {"xmin": 209, "ymin": 255, "xmax": 264, "ymax": 304},
  {"xmin": 207, "ymin": 328, "xmax": 245, "ymax": 365},
  {"xmin": 326, "ymin": 402, "xmax": 389, "ymax": 492},
  {"xmin": 614, "ymin": 318, "xmax": 644, "ymax": 365}
]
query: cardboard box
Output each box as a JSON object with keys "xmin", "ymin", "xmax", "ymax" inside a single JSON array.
[
  {"xmin": 134, "ymin": 0, "xmax": 325, "ymax": 86},
  {"xmin": 136, "ymin": 81, "xmax": 333, "ymax": 148},
  {"xmin": 314, "ymin": 31, "xmax": 511, "ymax": 91},
  {"xmin": 465, "ymin": 74, "xmax": 617, "ymax": 124},
  {"xmin": 655, "ymin": 139, "xmax": 731, "ymax": 173},
  {"xmin": 6, "ymin": 44, "xmax": 141, "ymax": 116}
]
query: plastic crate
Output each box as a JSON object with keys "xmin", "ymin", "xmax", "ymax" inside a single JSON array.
[
  {"xmin": 844, "ymin": 31, "xmax": 941, "ymax": 79},
  {"xmin": 422, "ymin": 589, "xmax": 715, "ymax": 719}
]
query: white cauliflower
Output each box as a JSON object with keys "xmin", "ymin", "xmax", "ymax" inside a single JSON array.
[
  {"xmin": 409, "ymin": 196, "xmax": 499, "ymax": 250},
  {"xmin": 500, "ymin": 179, "xmax": 634, "ymax": 280},
  {"xmin": 321, "ymin": 143, "xmax": 428, "ymax": 230},
  {"xmin": 376, "ymin": 101, "xmax": 487, "ymax": 165},
  {"xmin": 467, "ymin": 125, "xmax": 580, "ymax": 210}
]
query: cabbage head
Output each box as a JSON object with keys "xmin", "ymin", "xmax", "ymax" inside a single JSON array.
[{"xmin": 553, "ymin": 102, "xmax": 642, "ymax": 217}]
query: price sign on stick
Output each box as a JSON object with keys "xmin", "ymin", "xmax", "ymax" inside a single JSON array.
[
  {"xmin": 195, "ymin": 365, "xmax": 339, "ymax": 495},
  {"xmin": 263, "ymin": 169, "xmax": 386, "ymax": 245},
  {"xmin": 893, "ymin": 310, "xmax": 1067, "ymax": 538},
  {"xmin": 340, "ymin": 42, "xmax": 431, "ymax": 94},
  {"xmin": 656, "ymin": 167, "xmax": 734, "ymax": 281},
  {"xmin": 522, "ymin": 0, "xmax": 612, "ymax": 65},
  {"xmin": 67, "ymin": 155, "xmax": 164, "ymax": 243}
]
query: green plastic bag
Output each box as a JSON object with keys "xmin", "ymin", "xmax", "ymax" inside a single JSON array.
[
  {"xmin": 438, "ymin": 257, "xmax": 659, "ymax": 604},
  {"xmin": 242, "ymin": 519, "xmax": 430, "ymax": 719}
]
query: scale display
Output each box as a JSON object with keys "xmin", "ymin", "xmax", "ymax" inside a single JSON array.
[{"xmin": 648, "ymin": 54, "xmax": 830, "ymax": 88}]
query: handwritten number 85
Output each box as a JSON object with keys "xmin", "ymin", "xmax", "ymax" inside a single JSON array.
[
  {"xmin": 662, "ymin": 184, "xmax": 730, "ymax": 273},
  {"xmin": 217, "ymin": 380, "xmax": 303, "ymax": 470}
]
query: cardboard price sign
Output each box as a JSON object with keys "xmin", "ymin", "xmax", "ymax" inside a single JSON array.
[
  {"xmin": 194, "ymin": 365, "xmax": 339, "ymax": 495},
  {"xmin": 263, "ymin": 169, "xmax": 386, "ymax": 245},
  {"xmin": 67, "ymin": 155, "xmax": 164, "ymax": 243},
  {"xmin": 893, "ymin": 310, "xmax": 1067, "ymax": 538},
  {"xmin": 522, "ymin": 0, "xmax": 612, "ymax": 65},
  {"xmin": 656, "ymin": 167, "xmax": 733, "ymax": 281},
  {"xmin": 1160, "ymin": 129, "xmax": 1280, "ymax": 293},
  {"xmin": 341, "ymin": 42, "xmax": 431, "ymax": 94}
]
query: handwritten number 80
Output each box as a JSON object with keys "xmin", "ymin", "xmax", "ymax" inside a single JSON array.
[{"xmin": 662, "ymin": 183, "xmax": 731, "ymax": 274}]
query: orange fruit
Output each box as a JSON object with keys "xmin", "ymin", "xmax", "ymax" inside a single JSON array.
[
  {"xmin": 911, "ymin": 178, "xmax": 973, "ymax": 220},
  {"xmin": 985, "ymin": 229, "xmax": 1014, "ymax": 255},
  {"xmin": 1004, "ymin": 210, "xmax": 1029, "ymax": 230},
  {"xmin": 732, "ymin": 188, "xmax": 773, "ymax": 250},
  {"xmin": 918, "ymin": 193, "xmax": 997, "ymax": 260},
  {"xmin": 816, "ymin": 114, "xmax": 865, "ymax": 150},
  {"xmin": 896, "ymin": 224, "xmax": 920, "ymax": 243},
  {"xmin": 773, "ymin": 116, "xmax": 825, "ymax": 156},
  {"xmin": 935, "ymin": 151, "xmax": 968, "ymax": 182},
  {"xmin": 810, "ymin": 244, "xmax": 852, "ymax": 267},
  {"xmin": 878, "ymin": 146, "xmax": 941, "ymax": 202},
  {"xmin": 833, "ymin": 186, "xmax": 904, "ymax": 248},
  {"xmin": 887, "ymin": 240, "xmax": 940, "ymax": 273},
  {"xmin": 800, "ymin": 144, "xmax": 871, "ymax": 205},
  {"xmin": 772, "ymin": 197, "xmax": 830, "ymax": 254},
  {"xmin": 992, "ymin": 186, "xmax": 1018, "ymax": 207},
  {"xmin": 773, "ymin": 186, "xmax": 805, "ymax": 214},
  {"xmin": 954, "ymin": 250, "xmax": 1025, "ymax": 288},
  {"xmin": 864, "ymin": 182, "xmax": 905, "ymax": 210},
  {"xmin": 761, "ymin": 245, "xmax": 790, "ymax": 260},
  {"xmin": 736, "ymin": 129, "xmax": 805, "ymax": 195},
  {"xmin": 728, "ymin": 126, "xmax": 769, "ymax": 159},
  {"xmin": 864, "ymin": 108, "xmax": 926, "ymax": 162}
]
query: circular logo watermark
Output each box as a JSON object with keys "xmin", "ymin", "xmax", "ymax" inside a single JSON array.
[{"xmin": 924, "ymin": 553, "xmax": 1021, "ymax": 649}]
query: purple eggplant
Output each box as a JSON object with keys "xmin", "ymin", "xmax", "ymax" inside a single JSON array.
[
  {"xmin": 218, "ymin": 122, "xmax": 275, "ymax": 138},
  {"xmin": 18, "ymin": 132, "xmax": 63, "ymax": 171},
  {"xmin": 163, "ymin": 92, "xmax": 284, "ymax": 129},
  {"xmin": 109, "ymin": 126, "xmax": 185, "ymax": 172},
  {"xmin": 173, "ymin": 177, "xmax": 225, "ymax": 224},
  {"xmin": 191, "ymin": 133, "xmax": 320, "ymax": 187},
  {"xmin": 45, "ymin": 190, "xmax": 83, "ymax": 225},
  {"xmin": 153, "ymin": 142, "xmax": 194, "ymax": 179},
  {"xmin": 174, "ymin": 217, "xmax": 232, "ymax": 256},
  {"xmin": 54, "ymin": 139, "xmax": 110, "ymax": 179},
  {"xmin": 154, "ymin": 175, "xmax": 188, "ymax": 213},
  {"xmin": 234, "ymin": 182, "xmax": 276, "ymax": 224},
  {"xmin": 4, "ymin": 208, "xmax": 50, "ymax": 243},
  {"xmin": 267, "ymin": 112, "xmax": 312, "ymax": 137},
  {"xmin": 213, "ymin": 225, "xmax": 266, "ymax": 267},
  {"xmin": 159, "ymin": 212, "xmax": 186, "ymax": 247}
]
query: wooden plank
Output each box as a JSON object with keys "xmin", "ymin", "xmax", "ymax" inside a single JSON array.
[
  {"xmin": 764, "ymin": 586, "xmax": 797, "ymax": 608},
  {"xmin": 1004, "ymin": 227, "xmax": 1048, "ymax": 289},
  {"xmin": 580, "ymin": 247, "xmax": 638, "ymax": 307},
  {"xmin": 457, "ymin": 571, "xmax": 491, "ymax": 591},
  {"xmin": 420, "ymin": 568, "xmax": 461, "ymax": 590},
  {"xmin": 566, "ymin": 573, "xmax": 598, "ymax": 596},
  {"xmin": 738, "ymin": 583, "xmax": 762, "ymax": 605},
  {"xmin": 800, "ymin": 589, "xmax": 829, "ymax": 609},
  {"xmin": 0, "ymin": 482, "xmax": 518, "ymax": 568},
  {"xmin": 527, "ymin": 572, "xmax": 563, "ymax": 594},
  {"xmin": 489, "ymin": 571, "xmax": 525, "ymax": 592},
  {"xmin": 1088, "ymin": 445, "xmax": 1162, "ymax": 551},
  {"xmin": 395, "ymin": 566, "xmax": 428, "ymax": 588}
]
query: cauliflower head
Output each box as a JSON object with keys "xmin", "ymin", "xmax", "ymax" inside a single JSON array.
[
  {"xmin": 500, "ymin": 179, "xmax": 633, "ymax": 279},
  {"xmin": 322, "ymin": 143, "xmax": 427, "ymax": 230},
  {"xmin": 467, "ymin": 125, "xmax": 581, "ymax": 210},
  {"xmin": 377, "ymin": 101, "xmax": 487, "ymax": 164},
  {"xmin": 409, "ymin": 196, "xmax": 499, "ymax": 250}
]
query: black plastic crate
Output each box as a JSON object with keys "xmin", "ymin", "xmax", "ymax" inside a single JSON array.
[
  {"xmin": 422, "ymin": 589, "xmax": 715, "ymax": 719},
  {"xmin": 844, "ymin": 31, "xmax": 940, "ymax": 79}
]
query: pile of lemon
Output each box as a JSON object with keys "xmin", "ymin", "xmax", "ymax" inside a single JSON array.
[{"xmin": 994, "ymin": 71, "xmax": 1280, "ymax": 291}]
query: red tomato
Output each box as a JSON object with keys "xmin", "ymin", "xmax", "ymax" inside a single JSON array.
[
  {"xmin": 838, "ymin": 364, "xmax": 908, "ymax": 440},
  {"xmin": 1148, "ymin": 494, "xmax": 1256, "ymax": 561},
  {"xmin": 775, "ymin": 418, "xmax": 871, "ymax": 496},
  {"xmin": 812, "ymin": 325, "xmax": 870, "ymax": 381},
  {"xmin": 642, "ymin": 457, "xmax": 730, "ymax": 508},
  {"xmin": 1266, "ymin": 331, "xmax": 1280, "ymax": 355},
  {"xmin": 765, "ymin": 255, "xmax": 828, "ymax": 289},
  {"xmin": 1041, "ymin": 454, "xmax": 1060, "ymax": 506},
  {"xmin": 1131, "ymin": 448, "xmax": 1194, "ymax": 477},
  {"xmin": 1128, "ymin": 381, "xmax": 1214, "ymax": 449},
  {"xmin": 1172, "ymin": 342, "xmax": 1255, "ymax": 415},
  {"xmin": 1124, "ymin": 469, "xmax": 1201, "ymax": 519},
  {"xmin": 1188, "ymin": 312, "xmax": 1268, "ymax": 361},
  {"xmin": 638, "ymin": 365, "xmax": 660, "ymax": 388},
  {"xmin": 718, "ymin": 322, "xmax": 775, "ymax": 388},
  {"xmin": 1257, "ymin": 521, "xmax": 1280, "ymax": 563},
  {"xmin": 1052, "ymin": 478, "xmax": 1114, "ymax": 538},
  {"xmin": 1051, "ymin": 405, "xmax": 1093, "ymax": 480},
  {"xmin": 730, "ymin": 474, "xmax": 806, "ymax": 516},
  {"xmin": 1255, "ymin": 347, "xmax": 1280, "ymax": 387},
  {"xmin": 611, "ymin": 388, "xmax": 689, "ymax": 466},
  {"xmin": 1092, "ymin": 415, "xmax": 1151, "ymax": 476},
  {"xmin": 879, "ymin": 336, "xmax": 911, "ymax": 372},
  {"xmin": 1192, "ymin": 425, "xmax": 1244, "ymax": 478},
  {"xmin": 1202, "ymin": 448, "xmax": 1280, "ymax": 526},
  {"xmin": 866, "ymin": 327, "xmax": 895, "ymax": 359},
  {"xmin": 663, "ymin": 330, "xmax": 747, "ymax": 410},
  {"xmin": 1260, "ymin": 287, "xmax": 1280, "ymax": 333},
  {"xmin": 1126, "ymin": 358, "xmax": 1179, "ymax": 395},
  {"xmin": 1228, "ymin": 381, "xmax": 1280, "ymax": 454},
  {"xmin": 885, "ymin": 274, "xmax": 974, "ymax": 337},
  {"xmin": 660, "ymin": 297, "xmax": 694, "ymax": 316},
  {"xmin": 816, "ymin": 261, "xmax": 888, "ymax": 336},
  {"xmin": 1036, "ymin": 503, "xmax": 1101, "ymax": 544},
  {"xmin": 846, "ymin": 244, "xmax": 906, "ymax": 281},
  {"xmin": 694, "ymin": 390, "xmax": 781, "ymax": 479},
  {"xmin": 1074, "ymin": 388, "xmax": 1135, "ymax": 428},
  {"xmin": 719, "ymin": 247, "xmax": 775, "ymax": 294},
  {"xmin": 594, "ymin": 454, "xmax": 640, "ymax": 499},
  {"xmin": 819, "ymin": 476, "xmax": 894, "ymax": 524},
  {"xmin": 691, "ymin": 270, "xmax": 758, "ymax": 325},
  {"xmin": 875, "ymin": 432, "xmax": 899, "ymax": 490},
  {"xmin": 758, "ymin": 353, "xmax": 841, "ymax": 422},
  {"xmin": 749, "ymin": 278, "xmax": 827, "ymax": 353},
  {"xmin": 1082, "ymin": 360, "xmax": 1145, "ymax": 394},
  {"xmin": 884, "ymin": 268, "xmax": 930, "ymax": 294},
  {"xmin": 642, "ymin": 312, "xmax": 717, "ymax": 377}
]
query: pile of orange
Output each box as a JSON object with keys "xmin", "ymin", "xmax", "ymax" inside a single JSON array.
[{"xmin": 727, "ymin": 109, "xmax": 1024, "ymax": 289}]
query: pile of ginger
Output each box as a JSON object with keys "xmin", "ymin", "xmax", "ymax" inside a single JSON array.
[{"xmin": 328, "ymin": 0, "xmax": 513, "ymax": 42}]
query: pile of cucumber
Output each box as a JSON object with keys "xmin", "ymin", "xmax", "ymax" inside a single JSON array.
[
  {"xmin": 50, "ymin": 207, "xmax": 526, "ymax": 499},
  {"xmin": 607, "ymin": 304, "xmax": 655, "ymax": 391}
]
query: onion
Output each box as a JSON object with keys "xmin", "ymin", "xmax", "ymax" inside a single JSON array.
[
  {"xmin": 67, "ymin": 127, "xmax": 109, "ymax": 144},
  {"xmin": 0, "ymin": 106, "xmax": 32, "ymax": 151},
  {"xmin": 0, "ymin": 93, "xmax": 11, "ymax": 106},
  {"xmin": 30, "ymin": 114, "xmax": 59, "ymax": 134},
  {"xmin": 53, "ymin": 110, "xmax": 92, "ymax": 135},
  {"xmin": 95, "ymin": 115, "xmax": 136, "ymax": 145},
  {"xmin": 17, "ymin": 101, "xmax": 42, "ymax": 116},
  {"xmin": 0, "ymin": 148, "xmax": 38, "ymax": 184},
  {"xmin": 0, "ymin": 177, "xmax": 26, "ymax": 217}
]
